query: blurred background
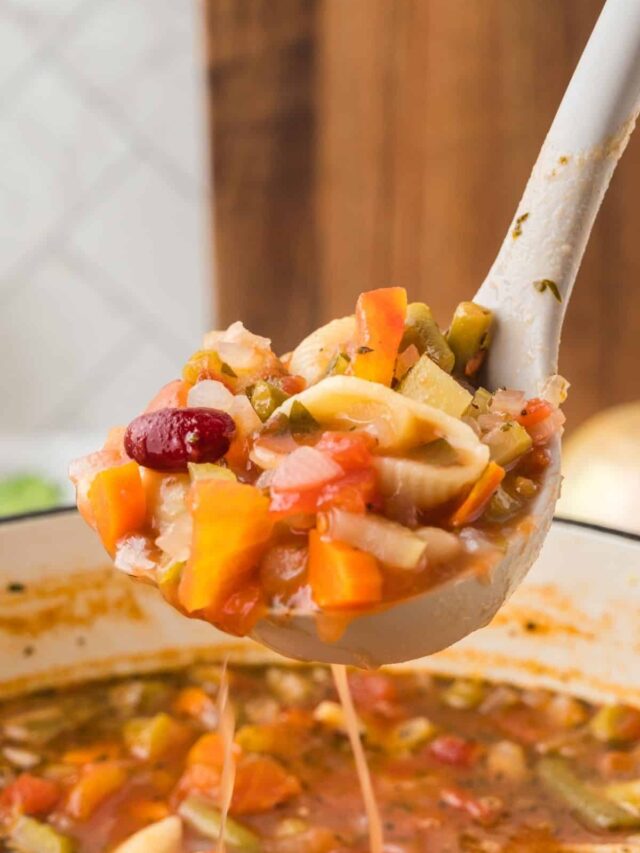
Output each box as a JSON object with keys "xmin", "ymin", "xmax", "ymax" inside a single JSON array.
[{"xmin": 1, "ymin": 0, "xmax": 639, "ymax": 530}]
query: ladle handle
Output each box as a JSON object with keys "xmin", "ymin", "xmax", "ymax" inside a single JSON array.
[{"xmin": 475, "ymin": 0, "xmax": 640, "ymax": 395}]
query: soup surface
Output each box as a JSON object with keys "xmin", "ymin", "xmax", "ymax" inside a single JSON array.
[
  {"xmin": 69, "ymin": 288, "xmax": 566, "ymax": 639},
  {"xmin": 1, "ymin": 664, "xmax": 640, "ymax": 852}
]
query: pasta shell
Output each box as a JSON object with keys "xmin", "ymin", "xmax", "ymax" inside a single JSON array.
[
  {"xmin": 274, "ymin": 376, "xmax": 489, "ymax": 508},
  {"xmin": 112, "ymin": 817, "xmax": 182, "ymax": 853},
  {"xmin": 288, "ymin": 316, "xmax": 356, "ymax": 384}
]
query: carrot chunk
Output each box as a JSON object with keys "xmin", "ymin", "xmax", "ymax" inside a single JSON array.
[
  {"xmin": 65, "ymin": 762, "xmax": 127, "ymax": 821},
  {"xmin": 87, "ymin": 461, "xmax": 146, "ymax": 555},
  {"xmin": 308, "ymin": 529, "xmax": 382, "ymax": 610},
  {"xmin": 449, "ymin": 462, "xmax": 505, "ymax": 527},
  {"xmin": 352, "ymin": 287, "xmax": 407, "ymax": 386},
  {"xmin": 231, "ymin": 756, "xmax": 301, "ymax": 815},
  {"xmin": 187, "ymin": 732, "xmax": 241, "ymax": 768},
  {"xmin": 178, "ymin": 480, "xmax": 273, "ymax": 615}
]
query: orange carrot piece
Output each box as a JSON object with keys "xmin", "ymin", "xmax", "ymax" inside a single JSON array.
[
  {"xmin": 69, "ymin": 448, "xmax": 126, "ymax": 528},
  {"xmin": 172, "ymin": 686, "xmax": 216, "ymax": 721},
  {"xmin": 65, "ymin": 762, "xmax": 127, "ymax": 821},
  {"xmin": 62, "ymin": 741, "xmax": 121, "ymax": 765},
  {"xmin": 178, "ymin": 480, "xmax": 274, "ymax": 614},
  {"xmin": 308, "ymin": 529, "xmax": 383, "ymax": 610},
  {"xmin": 352, "ymin": 287, "xmax": 407, "ymax": 386},
  {"xmin": 88, "ymin": 461, "xmax": 146, "ymax": 555},
  {"xmin": 449, "ymin": 462, "xmax": 506, "ymax": 527},
  {"xmin": 187, "ymin": 732, "xmax": 241, "ymax": 768},
  {"xmin": 126, "ymin": 797, "xmax": 171, "ymax": 823}
]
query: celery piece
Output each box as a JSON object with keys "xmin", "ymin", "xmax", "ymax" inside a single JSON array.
[
  {"xmin": 400, "ymin": 303, "xmax": 455, "ymax": 373},
  {"xmin": 178, "ymin": 795, "xmax": 261, "ymax": 851},
  {"xmin": 399, "ymin": 354, "xmax": 472, "ymax": 417},
  {"xmin": 446, "ymin": 301, "xmax": 493, "ymax": 376},
  {"xmin": 484, "ymin": 486, "xmax": 523, "ymax": 523},
  {"xmin": 250, "ymin": 381, "xmax": 289, "ymax": 422},
  {"xmin": 483, "ymin": 421, "xmax": 532, "ymax": 467},
  {"xmin": 536, "ymin": 757, "xmax": 640, "ymax": 830},
  {"xmin": 9, "ymin": 816, "xmax": 75, "ymax": 853},
  {"xmin": 123, "ymin": 713, "xmax": 183, "ymax": 761}
]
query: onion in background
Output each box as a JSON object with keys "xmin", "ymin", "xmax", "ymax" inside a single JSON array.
[{"xmin": 557, "ymin": 402, "xmax": 640, "ymax": 535}]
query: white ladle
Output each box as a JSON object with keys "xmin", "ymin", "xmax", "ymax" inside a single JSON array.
[{"xmin": 252, "ymin": 0, "xmax": 640, "ymax": 666}]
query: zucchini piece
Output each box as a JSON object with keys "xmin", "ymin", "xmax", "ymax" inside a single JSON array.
[
  {"xmin": 482, "ymin": 421, "xmax": 532, "ymax": 467},
  {"xmin": 8, "ymin": 816, "xmax": 75, "ymax": 853},
  {"xmin": 250, "ymin": 381, "xmax": 289, "ymax": 422},
  {"xmin": 446, "ymin": 301, "xmax": 493, "ymax": 377},
  {"xmin": 178, "ymin": 795, "xmax": 260, "ymax": 850},
  {"xmin": 537, "ymin": 757, "xmax": 640, "ymax": 830},
  {"xmin": 399, "ymin": 354, "xmax": 472, "ymax": 417}
]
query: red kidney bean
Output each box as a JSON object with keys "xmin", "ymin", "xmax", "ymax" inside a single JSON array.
[{"xmin": 124, "ymin": 407, "xmax": 235, "ymax": 472}]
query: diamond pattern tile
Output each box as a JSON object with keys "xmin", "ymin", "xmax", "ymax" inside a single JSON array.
[
  {"xmin": 0, "ymin": 63, "xmax": 128, "ymax": 280},
  {"xmin": 2, "ymin": 256, "xmax": 134, "ymax": 429},
  {"xmin": 69, "ymin": 162, "xmax": 210, "ymax": 350}
]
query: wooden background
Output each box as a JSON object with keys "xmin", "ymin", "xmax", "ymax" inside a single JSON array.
[{"xmin": 204, "ymin": 0, "xmax": 640, "ymax": 430}]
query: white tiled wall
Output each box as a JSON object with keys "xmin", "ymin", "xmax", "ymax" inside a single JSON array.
[{"xmin": 0, "ymin": 0, "xmax": 212, "ymax": 434}]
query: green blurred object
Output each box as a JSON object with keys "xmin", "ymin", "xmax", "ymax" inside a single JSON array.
[{"xmin": 0, "ymin": 473, "xmax": 62, "ymax": 517}]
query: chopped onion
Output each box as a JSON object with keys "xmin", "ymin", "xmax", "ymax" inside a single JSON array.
[
  {"xmin": 325, "ymin": 509, "xmax": 428, "ymax": 570},
  {"xmin": 156, "ymin": 514, "xmax": 192, "ymax": 562},
  {"xmin": 114, "ymin": 535, "xmax": 157, "ymax": 577},
  {"xmin": 491, "ymin": 389, "xmax": 526, "ymax": 417},
  {"xmin": 250, "ymin": 434, "xmax": 299, "ymax": 470},
  {"xmin": 270, "ymin": 446, "xmax": 344, "ymax": 491},
  {"xmin": 230, "ymin": 394, "xmax": 262, "ymax": 436},
  {"xmin": 188, "ymin": 379, "xmax": 234, "ymax": 409},
  {"xmin": 477, "ymin": 412, "xmax": 505, "ymax": 432},
  {"xmin": 527, "ymin": 408, "xmax": 566, "ymax": 445},
  {"xmin": 541, "ymin": 374, "xmax": 570, "ymax": 408}
]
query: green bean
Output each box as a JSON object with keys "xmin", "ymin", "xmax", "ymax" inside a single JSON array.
[
  {"xmin": 446, "ymin": 301, "xmax": 493, "ymax": 377},
  {"xmin": 536, "ymin": 757, "xmax": 640, "ymax": 830},
  {"xmin": 8, "ymin": 816, "xmax": 75, "ymax": 853},
  {"xmin": 178, "ymin": 795, "xmax": 261, "ymax": 850},
  {"xmin": 250, "ymin": 381, "xmax": 289, "ymax": 422},
  {"xmin": 400, "ymin": 303, "xmax": 455, "ymax": 373}
]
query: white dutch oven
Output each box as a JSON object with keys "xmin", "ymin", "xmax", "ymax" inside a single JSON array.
[{"xmin": 1, "ymin": 509, "xmax": 639, "ymax": 708}]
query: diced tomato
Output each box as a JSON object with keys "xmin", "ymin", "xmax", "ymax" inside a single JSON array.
[
  {"xmin": 270, "ymin": 468, "xmax": 379, "ymax": 517},
  {"xmin": 347, "ymin": 672, "xmax": 398, "ymax": 714},
  {"xmin": 203, "ymin": 581, "xmax": 265, "ymax": 637},
  {"xmin": 175, "ymin": 763, "xmax": 221, "ymax": 801},
  {"xmin": 440, "ymin": 786, "xmax": 503, "ymax": 826},
  {"xmin": 315, "ymin": 431, "xmax": 376, "ymax": 470},
  {"xmin": 259, "ymin": 545, "xmax": 308, "ymax": 599},
  {"xmin": 273, "ymin": 373, "xmax": 306, "ymax": 395},
  {"xmin": 429, "ymin": 735, "xmax": 480, "ymax": 767},
  {"xmin": 231, "ymin": 756, "xmax": 301, "ymax": 815},
  {"xmin": 317, "ymin": 467, "xmax": 380, "ymax": 514},
  {"xmin": 516, "ymin": 398, "xmax": 553, "ymax": 429},
  {"xmin": 145, "ymin": 379, "xmax": 189, "ymax": 412},
  {"xmin": 0, "ymin": 774, "xmax": 60, "ymax": 817},
  {"xmin": 517, "ymin": 446, "xmax": 551, "ymax": 476}
]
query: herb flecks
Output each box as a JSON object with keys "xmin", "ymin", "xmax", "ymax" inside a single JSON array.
[
  {"xmin": 220, "ymin": 362, "xmax": 237, "ymax": 377},
  {"xmin": 356, "ymin": 346, "xmax": 374, "ymax": 355},
  {"xmin": 533, "ymin": 279, "xmax": 562, "ymax": 303},
  {"xmin": 558, "ymin": 155, "xmax": 570, "ymax": 166},
  {"xmin": 512, "ymin": 212, "xmax": 529, "ymax": 239}
]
